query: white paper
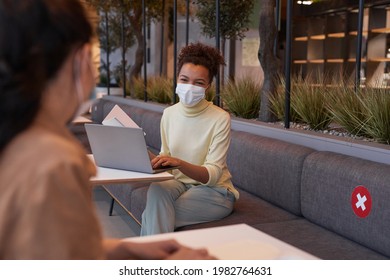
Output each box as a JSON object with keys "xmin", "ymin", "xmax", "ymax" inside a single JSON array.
[
  {"xmin": 102, "ymin": 117, "xmax": 124, "ymax": 127},
  {"xmin": 102, "ymin": 105, "xmax": 139, "ymax": 128}
]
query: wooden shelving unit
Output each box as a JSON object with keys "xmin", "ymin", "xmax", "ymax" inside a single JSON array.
[
  {"xmin": 371, "ymin": 27, "xmax": 390, "ymax": 33},
  {"xmin": 369, "ymin": 57, "xmax": 390, "ymax": 62},
  {"xmin": 309, "ymin": 59, "xmax": 325, "ymax": 63},
  {"xmin": 365, "ymin": 5, "xmax": 390, "ymax": 85},
  {"xmin": 293, "ymin": 60, "xmax": 308, "ymax": 64},
  {"xmin": 327, "ymin": 59, "xmax": 344, "ymax": 63},
  {"xmin": 294, "ymin": 36, "xmax": 308, "ymax": 41},
  {"xmin": 292, "ymin": 2, "xmax": 390, "ymax": 86},
  {"xmin": 328, "ymin": 32, "xmax": 346, "ymax": 38}
]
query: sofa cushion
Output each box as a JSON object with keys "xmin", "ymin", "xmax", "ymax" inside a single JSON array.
[
  {"xmin": 139, "ymin": 110, "xmax": 162, "ymax": 152},
  {"xmin": 301, "ymin": 151, "xmax": 390, "ymax": 258},
  {"xmin": 228, "ymin": 130, "xmax": 314, "ymax": 216},
  {"xmin": 178, "ymin": 188, "xmax": 301, "ymax": 231},
  {"xmin": 253, "ymin": 219, "xmax": 388, "ymax": 259}
]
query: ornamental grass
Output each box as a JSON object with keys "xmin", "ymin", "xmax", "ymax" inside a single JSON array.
[
  {"xmin": 361, "ymin": 87, "xmax": 390, "ymax": 144},
  {"xmin": 128, "ymin": 74, "xmax": 389, "ymax": 145},
  {"xmin": 327, "ymin": 84, "xmax": 368, "ymax": 137},
  {"xmin": 291, "ymin": 75, "xmax": 333, "ymax": 130},
  {"xmin": 270, "ymin": 76, "xmax": 302, "ymax": 123},
  {"xmin": 146, "ymin": 76, "xmax": 173, "ymax": 104},
  {"xmin": 221, "ymin": 77, "xmax": 261, "ymax": 119}
]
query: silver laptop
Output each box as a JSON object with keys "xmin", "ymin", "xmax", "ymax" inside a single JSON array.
[{"xmin": 84, "ymin": 123, "xmax": 177, "ymax": 174}]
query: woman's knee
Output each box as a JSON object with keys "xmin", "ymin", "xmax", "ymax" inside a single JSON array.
[
  {"xmin": 147, "ymin": 182, "xmax": 167, "ymax": 199},
  {"xmin": 147, "ymin": 180, "xmax": 185, "ymax": 200}
]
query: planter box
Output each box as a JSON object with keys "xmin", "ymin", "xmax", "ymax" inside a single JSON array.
[
  {"xmin": 98, "ymin": 95, "xmax": 390, "ymax": 165},
  {"xmin": 230, "ymin": 118, "xmax": 390, "ymax": 165}
]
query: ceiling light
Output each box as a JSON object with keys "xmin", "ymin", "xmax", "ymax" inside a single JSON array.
[{"xmin": 297, "ymin": 1, "xmax": 313, "ymax": 5}]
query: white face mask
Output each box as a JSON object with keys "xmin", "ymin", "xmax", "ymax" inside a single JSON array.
[{"xmin": 176, "ymin": 83, "xmax": 206, "ymax": 107}]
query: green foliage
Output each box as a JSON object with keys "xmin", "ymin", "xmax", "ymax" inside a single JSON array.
[
  {"xmin": 98, "ymin": 72, "xmax": 108, "ymax": 87},
  {"xmin": 147, "ymin": 76, "xmax": 174, "ymax": 104},
  {"xmin": 86, "ymin": 0, "xmax": 175, "ymax": 83},
  {"xmin": 361, "ymin": 87, "xmax": 390, "ymax": 144},
  {"xmin": 325, "ymin": 77, "xmax": 390, "ymax": 143},
  {"xmin": 327, "ymin": 85, "xmax": 368, "ymax": 137},
  {"xmin": 222, "ymin": 77, "xmax": 261, "ymax": 119},
  {"xmin": 194, "ymin": 0, "xmax": 255, "ymax": 40},
  {"xmin": 131, "ymin": 76, "xmax": 146, "ymax": 100},
  {"xmin": 269, "ymin": 76, "xmax": 302, "ymax": 123},
  {"xmin": 290, "ymin": 77, "xmax": 333, "ymax": 130},
  {"xmin": 131, "ymin": 76, "xmax": 173, "ymax": 104},
  {"xmin": 206, "ymin": 84, "xmax": 216, "ymax": 103},
  {"xmin": 130, "ymin": 73, "xmax": 389, "ymax": 144},
  {"xmin": 85, "ymin": 1, "xmax": 139, "ymax": 55},
  {"xmin": 86, "ymin": 0, "xmax": 188, "ymax": 44},
  {"xmin": 112, "ymin": 63, "xmax": 131, "ymax": 87},
  {"xmin": 85, "ymin": 0, "xmax": 165, "ymax": 22}
]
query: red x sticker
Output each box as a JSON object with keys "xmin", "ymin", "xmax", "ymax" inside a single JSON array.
[{"xmin": 351, "ymin": 186, "xmax": 372, "ymax": 218}]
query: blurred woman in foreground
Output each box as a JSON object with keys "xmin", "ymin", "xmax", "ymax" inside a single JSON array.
[{"xmin": 0, "ymin": 0, "xmax": 213, "ymax": 260}]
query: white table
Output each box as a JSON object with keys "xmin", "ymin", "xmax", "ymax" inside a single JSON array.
[
  {"xmin": 72, "ymin": 115, "xmax": 93, "ymax": 124},
  {"xmin": 88, "ymin": 155, "xmax": 174, "ymax": 185},
  {"xmin": 127, "ymin": 223, "xmax": 318, "ymax": 260}
]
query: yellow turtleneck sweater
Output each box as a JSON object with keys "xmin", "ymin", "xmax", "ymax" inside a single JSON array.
[{"xmin": 159, "ymin": 99, "xmax": 239, "ymax": 200}]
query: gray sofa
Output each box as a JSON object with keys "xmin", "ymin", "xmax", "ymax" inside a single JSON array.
[{"xmin": 80, "ymin": 95, "xmax": 390, "ymax": 260}]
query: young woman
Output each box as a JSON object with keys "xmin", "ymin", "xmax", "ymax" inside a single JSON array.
[
  {"xmin": 141, "ymin": 43, "xmax": 239, "ymax": 236},
  {"xmin": 0, "ymin": 0, "xmax": 213, "ymax": 260}
]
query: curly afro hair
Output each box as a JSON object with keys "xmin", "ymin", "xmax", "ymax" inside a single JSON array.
[{"xmin": 177, "ymin": 42, "xmax": 225, "ymax": 83}]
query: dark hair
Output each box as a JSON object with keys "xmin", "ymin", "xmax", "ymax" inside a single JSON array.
[
  {"xmin": 0, "ymin": 0, "xmax": 93, "ymax": 153},
  {"xmin": 177, "ymin": 42, "xmax": 225, "ymax": 83}
]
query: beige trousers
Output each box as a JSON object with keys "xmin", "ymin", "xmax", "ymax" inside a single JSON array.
[{"xmin": 140, "ymin": 179, "xmax": 235, "ymax": 236}]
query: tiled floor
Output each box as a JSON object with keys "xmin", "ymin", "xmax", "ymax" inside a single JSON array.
[{"xmin": 92, "ymin": 186, "xmax": 140, "ymax": 239}]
